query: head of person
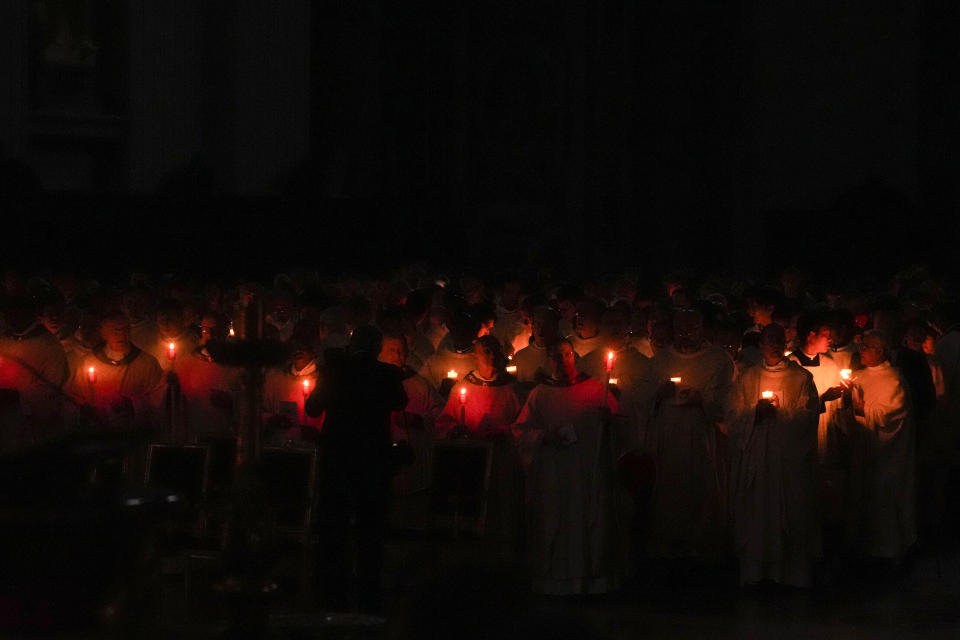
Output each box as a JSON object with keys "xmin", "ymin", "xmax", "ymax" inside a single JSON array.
[
  {"xmin": 797, "ymin": 311, "xmax": 831, "ymax": 356},
  {"xmin": 673, "ymin": 309, "xmax": 704, "ymax": 353},
  {"xmin": 649, "ymin": 312, "xmax": 674, "ymax": 355},
  {"xmin": 289, "ymin": 339, "xmax": 317, "ymax": 371},
  {"xmin": 600, "ymin": 305, "xmax": 630, "ymax": 349},
  {"xmin": 75, "ymin": 312, "xmax": 102, "ymax": 349},
  {"xmin": 156, "ymin": 298, "xmax": 186, "ymax": 340},
  {"xmin": 378, "ymin": 334, "xmax": 408, "ymax": 369},
  {"xmin": 547, "ymin": 339, "xmax": 578, "ymax": 382},
  {"xmin": 121, "ymin": 286, "xmax": 153, "ymax": 323},
  {"xmin": 531, "ymin": 306, "xmax": 560, "ymax": 347},
  {"xmin": 100, "ymin": 312, "xmax": 133, "ymax": 355},
  {"xmin": 404, "ymin": 288, "xmax": 432, "ymax": 325},
  {"xmin": 347, "ymin": 324, "xmax": 383, "ymax": 359},
  {"xmin": 470, "ymin": 303, "xmax": 497, "ymax": 338},
  {"xmin": 554, "ymin": 285, "xmax": 583, "ymax": 323},
  {"xmin": 828, "ymin": 309, "xmax": 856, "ymax": 350},
  {"xmin": 447, "ymin": 312, "xmax": 480, "ymax": 352},
  {"xmin": 460, "ymin": 274, "xmax": 486, "ymax": 306},
  {"xmin": 574, "ymin": 297, "xmax": 605, "ymax": 339},
  {"xmin": 759, "ymin": 323, "xmax": 787, "ymax": 367},
  {"xmin": 498, "ymin": 276, "xmax": 523, "ymax": 311},
  {"xmin": 474, "ymin": 335, "xmax": 508, "ymax": 374},
  {"xmin": 38, "ymin": 293, "xmax": 67, "ymax": 337},
  {"xmin": 199, "ymin": 311, "xmax": 229, "ymax": 346},
  {"xmin": 859, "ymin": 330, "xmax": 890, "ymax": 368},
  {"xmin": 748, "ymin": 289, "xmax": 778, "ymax": 327},
  {"xmin": 902, "ymin": 319, "xmax": 930, "ymax": 353}
]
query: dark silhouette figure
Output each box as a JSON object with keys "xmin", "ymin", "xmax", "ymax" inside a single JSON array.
[{"xmin": 305, "ymin": 325, "xmax": 406, "ymax": 613}]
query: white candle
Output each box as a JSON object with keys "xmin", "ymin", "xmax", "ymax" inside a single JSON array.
[
  {"xmin": 447, "ymin": 370, "xmax": 458, "ymax": 380},
  {"xmin": 670, "ymin": 377, "xmax": 682, "ymax": 384},
  {"xmin": 761, "ymin": 390, "xmax": 774, "ymax": 400}
]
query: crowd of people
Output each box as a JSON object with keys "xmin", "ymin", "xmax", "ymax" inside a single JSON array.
[{"xmin": 0, "ymin": 264, "xmax": 956, "ymax": 610}]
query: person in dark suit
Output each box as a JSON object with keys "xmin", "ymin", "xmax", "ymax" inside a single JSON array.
[{"xmin": 306, "ymin": 325, "xmax": 406, "ymax": 613}]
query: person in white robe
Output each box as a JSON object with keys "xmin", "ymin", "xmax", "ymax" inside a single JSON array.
[
  {"xmin": 66, "ymin": 312, "xmax": 164, "ymax": 431},
  {"xmin": 827, "ymin": 309, "xmax": 861, "ymax": 372},
  {"xmin": 514, "ymin": 339, "xmax": 626, "ymax": 595},
  {"xmin": 0, "ymin": 297, "xmax": 70, "ymax": 448},
  {"xmin": 567, "ymin": 297, "xmax": 605, "ymax": 358},
  {"xmin": 787, "ymin": 313, "xmax": 844, "ymax": 465},
  {"xmin": 173, "ymin": 313, "xmax": 243, "ymax": 441},
  {"xmin": 839, "ymin": 330, "xmax": 916, "ymax": 560},
  {"xmin": 579, "ymin": 305, "xmax": 652, "ymax": 453},
  {"xmin": 640, "ymin": 309, "xmax": 733, "ymax": 561},
  {"xmin": 727, "ymin": 324, "xmax": 820, "ymax": 587},
  {"xmin": 512, "ymin": 307, "xmax": 560, "ymax": 387},
  {"xmin": 418, "ymin": 312, "xmax": 478, "ymax": 395},
  {"xmin": 262, "ymin": 341, "xmax": 323, "ymax": 445}
]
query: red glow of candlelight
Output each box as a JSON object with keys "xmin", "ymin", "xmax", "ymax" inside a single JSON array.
[
  {"xmin": 167, "ymin": 342, "xmax": 176, "ymax": 360},
  {"xmin": 87, "ymin": 366, "xmax": 96, "ymax": 383},
  {"xmin": 606, "ymin": 351, "xmax": 615, "ymax": 372},
  {"xmin": 302, "ymin": 379, "xmax": 311, "ymax": 396},
  {"xmin": 459, "ymin": 386, "xmax": 467, "ymax": 405}
]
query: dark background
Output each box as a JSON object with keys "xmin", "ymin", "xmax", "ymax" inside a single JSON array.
[{"xmin": 1, "ymin": 1, "xmax": 958, "ymax": 282}]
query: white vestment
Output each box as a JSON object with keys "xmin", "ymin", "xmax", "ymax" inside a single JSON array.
[
  {"xmin": 727, "ymin": 360, "xmax": 820, "ymax": 586},
  {"xmin": 514, "ymin": 376, "xmax": 625, "ymax": 594}
]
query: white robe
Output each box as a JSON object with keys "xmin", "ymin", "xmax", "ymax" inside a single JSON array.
[
  {"xmin": 514, "ymin": 376, "xmax": 625, "ymax": 594},
  {"xmin": 788, "ymin": 352, "xmax": 842, "ymax": 465},
  {"xmin": 418, "ymin": 346, "xmax": 476, "ymax": 392},
  {"xmin": 512, "ymin": 342, "xmax": 551, "ymax": 384},
  {"xmin": 727, "ymin": 360, "xmax": 820, "ymax": 586},
  {"xmin": 640, "ymin": 345, "xmax": 734, "ymax": 559},
  {"xmin": 568, "ymin": 333, "xmax": 603, "ymax": 359},
  {"xmin": 842, "ymin": 362, "xmax": 916, "ymax": 559},
  {"xmin": 579, "ymin": 346, "xmax": 652, "ymax": 453}
]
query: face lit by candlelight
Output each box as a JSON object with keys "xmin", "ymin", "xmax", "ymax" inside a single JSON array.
[
  {"xmin": 378, "ymin": 336, "xmax": 408, "ymax": 369},
  {"xmin": 100, "ymin": 316, "xmax": 132, "ymax": 355},
  {"xmin": 291, "ymin": 344, "xmax": 316, "ymax": 371},
  {"xmin": 549, "ymin": 341, "xmax": 578, "ymax": 381},
  {"xmin": 473, "ymin": 339, "xmax": 496, "ymax": 371},
  {"xmin": 805, "ymin": 327, "xmax": 831, "ymax": 356}
]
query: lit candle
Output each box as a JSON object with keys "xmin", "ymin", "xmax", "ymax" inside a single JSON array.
[
  {"xmin": 302, "ymin": 378, "xmax": 311, "ymax": 397},
  {"xmin": 840, "ymin": 369, "xmax": 852, "ymax": 381},
  {"xmin": 459, "ymin": 386, "xmax": 467, "ymax": 405},
  {"xmin": 167, "ymin": 342, "xmax": 177, "ymax": 361},
  {"xmin": 87, "ymin": 366, "xmax": 96, "ymax": 383},
  {"xmin": 506, "ymin": 364, "xmax": 518, "ymax": 374},
  {"xmin": 761, "ymin": 390, "xmax": 774, "ymax": 400},
  {"xmin": 458, "ymin": 386, "xmax": 467, "ymax": 428},
  {"xmin": 228, "ymin": 325, "xmax": 235, "ymax": 337},
  {"xmin": 447, "ymin": 370, "xmax": 458, "ymax": 380},
  {"xmin": 670, "ymin": 377, "xmax": 682, "ymax": 384},
  {"xmin": 784, "ymin": 350, "xmax": 792, "ymax": 357},
  {"xmin": 608, "ymin": 377, "xmax": 619, "ymax": 386},
  {"xmin": 606, "ymin": 350, "xmax": 615, "ymax": 372}
]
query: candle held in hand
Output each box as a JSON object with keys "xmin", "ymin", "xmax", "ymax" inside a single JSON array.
[
  {"xmin": 302, "ymin": 378, "xmax": 311, "ymax": 397},
  {"xmin": 87, "ymin": 366, "xmax": 96, "ymax": 383},
  {"xmin": 606, "ymin": 351, "xmax": 615, "ymax": 372},
  {"xmin": 505, "ymin": 364, "xmax": 517, "ymax": 374},
  {"xmin": 761, "ymin": 390, "xmax": 774, "ymax": 399},
  {"xmin": 608, "ymin": 377, "xmax": 619, "ymax": 386},
  {"xmin": 167, "ymin": 342, "xmax": 177, "ymax": 361},
  {"xmin": 459, "ymin": 386, "xmax": 467, "ymax": 405},
  {"xmin": 447, "ymin": 370, "xmax": 458, "ymax": 380},
  {"xmin": 670, "ymin": 377, "xmax": 682, "ymax": 384},
  {"xmin": 840, "ymin": 369, "xmax": 852, "ymax": 381}
]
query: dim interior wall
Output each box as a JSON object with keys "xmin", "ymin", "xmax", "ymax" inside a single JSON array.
[
  {"xmin": 231, "ymin": 0, "xmax": 312, "ymax": 195},
  {"xmin": 0, "ymin": 1, "xmax": 28, "ymax": 158},
  {"xmin": 127, "ymin": 0, "xmax": 203, "ymax": 194},
  {"xmin": 747, "ymin": 2, "xmax": 919, "ymax": 212}
]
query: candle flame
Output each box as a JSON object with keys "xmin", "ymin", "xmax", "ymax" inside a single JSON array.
[
  {"xmin": 447, "ymin": 370, "xmax": 458, "ymax": 379},
  {"xmin": 88, "ymin": 366, "xmax": 95, "ymax": 374},
  {"xmin": 459, "ymin": 386, "xmax": 467, "ymax": 404},
  {"xmin": 303, "ymin": 379, "xmax": 310, "ymax": 388},
  {"xmin": 608, "ymin": 377, "xmax": 619, "ymax": 386},
  {"xmin": 761, "ymin": 390, "xmax": 774, "ymax": 399},
  {"xmin": 840, "ymin": 369, "xmax": 852, "ymax": 380},
  {"xmin": 784, "ymin": 350, "xmax": 792, "ymax": 357},
  {"xmin": 606, "ymin": 351, "xmax": 615, "ymax": 371},
  {"xmin": 228, "ymin": 326, "xmax": 235, "ymax": 337},
  {"xmin": 506, "ymin": 365, "xmax": 517, "ymax": 374},
  {"xmin": 168, "ymin": 342, "xmax": 175, "ymax": 350},
  {"xmin": 670, "ymin": 377, "xmax": 682, "ymax": 383}
]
